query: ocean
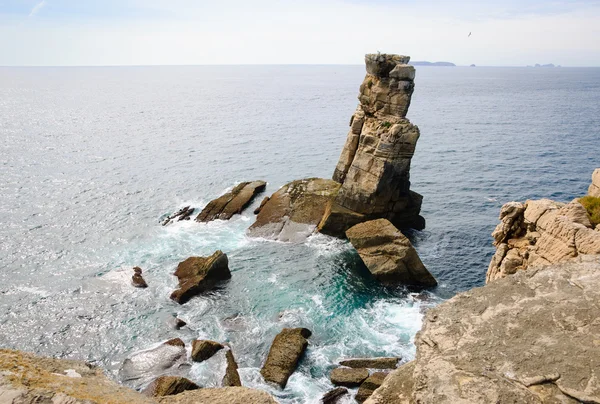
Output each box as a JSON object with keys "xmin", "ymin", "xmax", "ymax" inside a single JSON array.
[{"xmin": 1, "ymin": 65, "xmax": 599, "ymax": 402}]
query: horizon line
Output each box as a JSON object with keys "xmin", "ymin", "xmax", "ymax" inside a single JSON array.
[{"xmin": 1, "ymin": 63, "xmax": 599, "ymax": 68}]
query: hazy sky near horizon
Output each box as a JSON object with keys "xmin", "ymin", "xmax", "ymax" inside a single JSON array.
[{"xmin": 1, "ymin": 0, "xmax": 600, "ymax": 66}]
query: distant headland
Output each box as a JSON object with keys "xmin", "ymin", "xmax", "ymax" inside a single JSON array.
[{"xmin": 409, "ymin": 61, "xmax": 456, "ymax": 66}]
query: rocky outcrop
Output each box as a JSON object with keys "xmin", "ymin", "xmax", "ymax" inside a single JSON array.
[
  {"xmin": 318, "ymin": 53, "xmax": 425, "ymax": 237},
  {"xmin": 132, "ymin": 266, "xmax": 148, "ymax": 288},
  {"xmin": 191, "ymin": 339, "xmax": 224, "ymax": 362},
  {"xmin": 157, "ymin": 387, "xmax": 278, "ymax": 404},
  {"xmin": 588, "ymin": 168, "xmax": 600, "ymax": 197},
  {"xmin": 170, "ymin": 251, "xmax": 231, "ymax": 304},
  {"xmin": 0, "ymin": 349, "xmax": 153, "ymax": 404},
  {"xmin": 162, "ymin": 206, "xmax": 195, "ymax": 226},
  {"xmin": 248, "ymin": 178, "xmax": 340, "ymax": 242},
  {"xmin": 355, "ymin": 372, "xmax": 388, "ymax": 403},
  {"xmin": 222, "ymin": 349, "xmax": 242, "ymax": 387},
  {"xmin": 260, "ymin": 327, "xmax": 311, "ymax": 388},
  {"xmin": 143, "ymin": 376, "xmax": 199, "ymax": 397},
  {"xmin": 339, "ymin": 357, "xmax": 399, "ymax": 369},
  {"xmin": 196, "ymin": 181, "xmax": 266, "ymax": 222},
  {"xmin": 346, "ymin": 219, "xmax": 436, "ymax": 286},
  {"xmin": 119, "ymin": 339, "xmax": 187, "ymax": 387},
  {"xmin": 330, "ymin": 367, "xmax": 369, "ymax": 387},
  {"xmin": 366, "ymin": 257, "xmax": 600, "ymax": 404},
  {"xmin": 321, "ymin": 387, "xmax": 349, "ymax": 403},
  {"xmin": 486, "ymin": 198, "xmax": 600, "ymax": 282}
]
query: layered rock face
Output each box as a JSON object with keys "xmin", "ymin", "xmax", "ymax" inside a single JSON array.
[
  {"xmin": 486, "ymin": 198, "xmax": 600, "ymax": 282},
  {"xmin": 319, "ymin": 54, "xmax": 424, "ymax": 237},
  {"xmin": 366, "ymin": 257, "xmax": 600, "ymax": 404},
  {"xmin": 196, "ymin": 181, "xmax": 266, "ymax": 222}
]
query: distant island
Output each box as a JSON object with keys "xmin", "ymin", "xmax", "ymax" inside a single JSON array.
[
  {"xmin": 527, "ymin": 63, "xmax": 561, "ymax": 68},
  {"xmin": 409, "ymin": 61, "xmax": 456, "ymax": 67}
]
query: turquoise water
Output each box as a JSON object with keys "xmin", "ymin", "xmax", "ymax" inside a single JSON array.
[{"xmin": 1, "ymin": 65, "xmax": 599, "ymax": 402}]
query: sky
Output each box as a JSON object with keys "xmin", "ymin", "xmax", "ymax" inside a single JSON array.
[{"xmin": 1, "ymin": 0, "xmax": 599, "ymax": 66}]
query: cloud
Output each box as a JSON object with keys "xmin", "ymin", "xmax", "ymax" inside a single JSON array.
[{"xmin": 28, "ymin": 0, "xmax": 46, "ymax": 17}]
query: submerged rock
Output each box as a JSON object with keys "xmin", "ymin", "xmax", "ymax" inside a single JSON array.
[
  {"xmin": 330, "ymin": 367, "xmax": 369, "ymax": 387},
  {"xmin": 191, "ymin": 339, "xmax": 224, "ymax": 362},
  {"xmin": 196, "ymin": 181, "xmax": 266, "ymax": 222},
  {"xmin": 319, "ymin": 53, "xmax": 425, "ymax": 237},
  {"xmin": 339, "ymin": 357, "xmax": 399, "ymax": 369},
  {"xmin": 248, "ymin": 178, "xmax": 340, "ymax": 242},
  {"xmin": 157, "ymin": 387, "xmax": 278, "ymax": 404},
  {"xmin": 170, "ymin": 250, "xmax": 231, "ymax": 304},
  {"xmin": 321, "ymin": 387, "xmax": 349, "ymax": 403},
  {"xmin": 589, "ymin": 168, "xmax": 600, "ymax": 197},
  {"xmin": 174, "ymin": 318, "xmax": 187, "ymax": 330},
  {"xmin": 355, "ymin": 372, "xmax": 388, "ymax": 403},
  {"xmin": 367, "ymin": 257, "xmax": 600, "ymax": 404},
  {"xmin": 260, "ymin": 327, "xmax": 312, "ymax": 388},
  {"xmin": 132, "ymin": 266, "xmax": 148, "ymax": 288},
  {"xmin": 346, "ymin": 218, "xmax": 437, "ymax": 286},
  {"xmin": 222, "ymin": 348, "xmax": 242, "ymax": 387},
  {"xmin": 162, "ymin": 206, "xmax": 195, "ymax": 226},
  {"xmin": 143, "ymin": 375, "xmax": 199, "ymax": 397}
]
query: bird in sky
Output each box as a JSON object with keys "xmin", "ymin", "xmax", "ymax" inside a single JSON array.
[{"xmin": 468, "ymin": 32, "xmax": 472, "ymax": 37}]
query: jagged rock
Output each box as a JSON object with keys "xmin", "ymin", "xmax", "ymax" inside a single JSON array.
[
  {"xmin": 222, "ymin": 349, "xmax": 242, "ymax": 387},
  {"xmin": 191, "ymin": 340, "xmax": 224, "ymax": 362},
  {"xmin": 260, "ymin": 327, "xmax": 311, "ymax": 388},
  {"xmin": 170, "ymin": 251, "xmax": 231, "ymax": 304},
  {"xmin": 588, "ymin": 168, "xmax": 600, "ymax": 197},
  {"xmin": 339, "ymin": 357, "xmax": 399, "ymax": 369},
  {"xmin": 367, "ymin": 257, "xmax": 600, "ymax": 404},
  {"xmin": 254, "ymin": 196, "xmax": 270, "ymax": 214},
  {"xmin": 330, "ymin": 367, "xmax": 369, "ymax": 387},
  {"xmin": 196, "ymin": 181, "xmax": 266, "ymax": 222},
  {"xmin": 346, "ymin": 219, "xmax": 436, "ymax": 286},
  {"xmin": 132, "ymin": 267, "xmax": 148, "ymax": 288},
  {"xmin": 318, "ymin": 53, "xmax": 425, "ymax": 238},
  {"xmin": 119, "ymin": 339, "xmax": 187, "ymax": 387},
  {"xmin": 356, "ymin": 372, "xmax": 388, "ymax": 403},
  {"xmin": 143, "ymin": 376, "xmax": 199, "ymax": 397},
  {"xmin": 162, "ymin": 206, "xmax": 195, "ymax": 226},
  {"xmin": 174, "ymin": 318, "xmax": 186, "ymax": 330},
  {"xmin": 248, "ymin": 178, "xmax": 341, "ymax": 242},
  {"xmin": 321, "ymin": 387, "xmax": 349, "ymax": 403},
  {"xmin": 157, "ymin": 387, "xmax": 278, "ymax": 404}
]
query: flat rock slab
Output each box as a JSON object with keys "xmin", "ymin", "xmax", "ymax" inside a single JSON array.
[
  {"xmin": 143, "ymin": 376, "xmax": 199, "ymax": 397},
  {"xmin": 260, "ymin": 327, "xmax": 311, "ymax": 388},
  {"xmin": 346, "ymin": 218, "xmax": 436, "ymax": 286},
  {"xmin": 321, "ymin": 387, "xmax": 349, "ymax": 403},
  {"xmin": 196, "ymin": 181, "xmax": 266, "ymax": 222},
  {"xmin": 191, "ymin": 340, "xmax": 224, "ymax": 362},
  {"xmin": 330, "ymin": 367, "xmax": 369, "ymax": 387},
  {"xmin": 170, "ymin": 250, "xmax": 231, "ymax": 304},
  {"xmin": 355, "ymin": 372, "xmax": 388, "ymax": 402},
  {"xmin": 158, "ymin": 387, "xmax": 278, "ymax": 404},
  {"xmin": 248, "ymin": 178, "xmax": 340, "ymax": 242},
  {"xmin": 339, "ymin": 357, "xmax": 399, "ymax": 369}
]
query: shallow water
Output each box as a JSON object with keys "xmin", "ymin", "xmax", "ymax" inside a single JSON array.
[{"xmin": 1, "ymin": 65, "xmax": 599, "ymax": 402}]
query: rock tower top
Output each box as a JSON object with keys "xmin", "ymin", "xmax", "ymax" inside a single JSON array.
[{"xmin": 364, "ymin": 53, "xmax": 411, "ymax": 78}]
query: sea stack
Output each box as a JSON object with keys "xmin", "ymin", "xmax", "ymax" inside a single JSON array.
[{"xmin": 319, "ymin": 53, "xmax": 424, "ymax": 237}]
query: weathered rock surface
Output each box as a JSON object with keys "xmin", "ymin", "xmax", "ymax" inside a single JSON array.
[
  {"xmin": 366, "ymin": 257, "xmax": 600, "ymax": 404},
  {"xmin": 119, "ymin": 339, "xmax": 188, "ymax": 388},
  {"xmin": 248, "ymin": 178, "xmax": 340, "ymax": 242},
  {"xmin": 222, "ymin": 348, "xmax": 242, "ymax": 387},
  {"xmin": 196, "ymin": 181, "xmax": 266, "ymax": 222},
  {"xmin": 330, "ymin": 367, "xmax": 369, "ymax": 387},
  {"xmin": 254, "ymin": 196, "xmax": 270, "ymax": 214},
  {"xmin": 339, "ymin": 357, "xmax": 399, "ymax": 369},
  {"xmin": 486, "ymin": 197, "xmax": 600, "ymax": 282},
  {"xmin": 346, "ymin": 219, "xmax": 436, "ymax": 286},
  {"xmin": 260, "ymin": 327, "xmax": 311, "ymax": 388},
  {"xmin": 319, "ymin": 53, "xmax": 425, "ymax": 237},
  {"xmin": 588, "ymin": 168, "xmax": 600, "ymax": 197},
  {"xmin": 157, "ymin": 387, "xmax": 278, "ymax": 404},
  {"xmin": 191, "ymin": 339, "xmax": 224, "ymax": 362},
  {"xmin": 143, "ymin": 376, "xmax": 199, "ymax": 397},
  {"xmin": 0, "ymin": 349, "xmax": 153, "ymax": 404},
  {"xmin": 162, "ymin": 206, "xmax": 195, "ymax": 226},
  {"xmin": 321, "ymin": 387, "xmax": 349, "ymax": 403},
  {"xmin": 132, "ymin": 266, "xmax": 149, "ymax": 288},
  {"xmin": 170, "ymin": 250, "xmax": 231, "ymax": 304},
  {"xmin": 355, "ymin": 372, "xmax": 388, "ymax": 403}
]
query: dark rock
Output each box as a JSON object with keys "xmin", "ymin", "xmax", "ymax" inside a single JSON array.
[
  {"xmin": 339, "ymin": 357, "xmax": 399, "ymax": 369},
  {"xmin": 164, "ymin": 338, "xmax": 185, "ymax": 347},
  {"xmin": 143, "ymin": 376, "xmax": 199, "ymax": 397},
  {"xmin": 133, "ymin": 266, "xmax": 143, "ymax": 274},
  {"xmin": 222, "ymin": 349, "xmax": 242, "ymax": 387},
  {"xmin": 132, "ymin": 273, "xmax": 148, "ymax": 288},
  {"xmin": 330, "ymin": 367, "xmax": 369, "ymax": 387},
  {"xmin": 355, "ymin": 372, "xmax": 387, "ymax": 402},
  {"xmin": 191, "ymin": 340, "xmax": 224, "ymax": 362},
  {"xmin": 174, "ymin": 318, "xmax": 187, "ymax": 330},
  {"xmin": 162, "ymin": 206, "xmax": 195, "ymax": 226},
  {"xmin": 254, "ymin": 197, "xmax": 270, "ymax": 215},
  {"xmin": 196, "ymin": 181, "xmax": 266, "ymax": 222},
  {"xmin": 260, "ymin": 327, "xmax": 312, "ymax": 388},
  {"xmin": 170, "ymin": 251, "xmax": 231, "ymax": 304},
  {"xmin": 321, "ymin": 387, "xmax": 348, "ymax": 403}
]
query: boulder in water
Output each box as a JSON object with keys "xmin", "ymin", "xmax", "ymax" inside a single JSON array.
[
  {"xmin": 191, "ymin": 339, "xmax": 224, "ymax": 362},
  {"xmin": 330, "ymin": 367, "xmax": 369, "ymax": 387},
  {"xmin": 170, "ymin": 251, "xmax": 231, "ymax": 304},
  {"xmin": 321, "ymin": 387, "xmax": 349, "ymax": 403},
  {"xmin": 162, "ymin": 206, "xmax": 195, "ymax": 226},
  {"xmin": 222, "ymin": 348, "xmax": 242, "ymax": 387},
  {"xmin": 157, "ymin": 387, "xmax": 278, "ymax": 404},
  {"xmin": 346, "ymin": 218, "xmax": 437, "ymax": 286},
  {"xmin": 339, "ymin": 357, "xmax": 399, "ymax": 369},
  {"xmin": 196, "ymin": 181, "xmax": 266, "ymax": 222},
  {"xmin": 131, "ymin": 266, "xmax": 148, "ymax": 288},
  {"xmin": 260, "ymin": 327, "xmax": 311, "ymax": 388},
  {"xmin": 355, "ymin": 372, "xmax": 388, "ymax": 402},
  {"xmin": 143, "ymin": 375, "xmax": 199, "ymax": 397}
]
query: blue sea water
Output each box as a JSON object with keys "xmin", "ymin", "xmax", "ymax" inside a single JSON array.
[{"xmin": 0, "ymin": 65, "xmax": 599, "ymax": 402}]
